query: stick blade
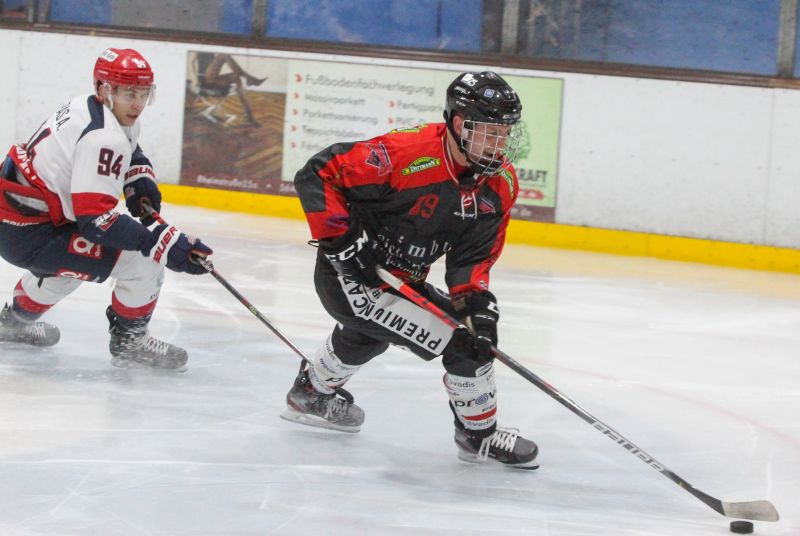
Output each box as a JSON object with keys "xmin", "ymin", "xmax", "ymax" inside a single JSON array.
[{"xmin": 722, "ymin": 500, "xmax": 780, "ymax": 522}]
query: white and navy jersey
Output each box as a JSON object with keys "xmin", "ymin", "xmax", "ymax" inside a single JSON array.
[
  {"xmin": 2, "ymin": 95, "xmax": 153, "ymax": 250},
  {"xmin": 24, "ymin": 94, "xmax": 142, "ymax": 221}
]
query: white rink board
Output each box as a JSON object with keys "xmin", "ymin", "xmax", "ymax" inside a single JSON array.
[
  {"xmin": 764, "ymin": 87, "xmax": 800, "ymax": 247},
  {"xmin": 0, "ymin": 30, "xmax": 20, "ymax": 153},
  {"xmin": 557, "ymin": 76, "xmax": 774, "ymax": 240}
]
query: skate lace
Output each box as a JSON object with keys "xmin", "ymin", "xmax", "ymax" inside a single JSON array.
[
  {"xmin": 25, "ymin": 323, "xmax": 47, "ymax": 341},
  {"xmin": 141, "ymin": 335, "xmax": 170, "ymax": 356},
  {"xmin": 477, "ymin": 428, "xmax": 520, "ymax": 461},
  {"xmin": 323, "ymin": 395, "xmax": 350, "ymax": 419}
]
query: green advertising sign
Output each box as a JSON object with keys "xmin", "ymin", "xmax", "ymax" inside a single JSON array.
[{"xmin": 505, "ymin": 75, "xmax": 563, "ymax": 211}]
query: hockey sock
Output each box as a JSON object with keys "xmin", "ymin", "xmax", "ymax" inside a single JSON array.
[
  {"xmin": 110, "ymin": 292, "xmax": 157, "ymax": 329},
  {"xmin": 307, "ymin": 332, "xmax": 362, "ymax": 395},
  {"xmin": 444, "ymin": 361, "xmax": 498, "ymax": 435},
  {"xmin": 12, "ymin": 274, "xmax": 81, "ymax": 321}
]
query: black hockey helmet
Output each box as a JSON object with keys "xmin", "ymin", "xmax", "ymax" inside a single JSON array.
[
  {"xmin": 444, "ymin": 71, "xmax": 522, "ymax": 128},
  {"xmin": 443, "ymin": 71, "xmax": 523, "ymax": 177}
]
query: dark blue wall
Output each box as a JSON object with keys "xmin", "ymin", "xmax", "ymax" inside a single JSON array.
[
  {"xmin": 266, "ymin": 0, "xmax": 482, "ymax": 51},
  {"xmin": 221, "ymin": 0, "xmax": 252, "ymax": 35},
  {"xmin": 41, "ymin": 0, "xmax": 791, "ymax": 76},
  {"xmin": 50, "ymin": 0, "xmax": 112, "ymax": 24},
  {"xmin": 588, "ymin": 0, "xmax": 780, "ymax": 75}
]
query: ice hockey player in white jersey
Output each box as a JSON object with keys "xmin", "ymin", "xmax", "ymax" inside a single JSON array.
[{"xmin": 0, "ymin": 47, "xmax": 213, "ymax": 370}]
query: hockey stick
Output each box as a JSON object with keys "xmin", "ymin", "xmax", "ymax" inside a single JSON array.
[
  {"xmin": 143, "ymin": 205, "xmax": 311, "ymax": 363},
  {"xmin": 375, "ymin": 266, "xmax": 779, "ymax": 522}
]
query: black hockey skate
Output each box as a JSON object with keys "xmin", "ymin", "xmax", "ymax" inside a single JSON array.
[
  {"xmin": 280, "ymin": 366, "xmax": 364, "ymax": 433},
  {"xmin": 455, "ymin": 426, "xmax": 539, "ymax": 470},
  {"xmin": 0, "ymin": 303, "xmax": 60, "ymax": 347},
  {"xmin": 106, "ymin": 306, "xmax": 188, "ymax": 371}
]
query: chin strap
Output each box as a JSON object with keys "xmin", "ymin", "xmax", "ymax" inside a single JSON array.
[
  {"xmin": 442, "ymin": 125, "xmax": 487, "ymax": 192},
  {"xmin": 99, "ymin": 83, "xmax": 115, "ymax": 111}
]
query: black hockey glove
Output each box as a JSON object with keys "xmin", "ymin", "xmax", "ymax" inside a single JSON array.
[
  {"xmin": 140, "ymin": 224, "xmax": 213, "ymax": 275},
  {"xmin": 454, "ymin": 290, "xmax": 499, "ymax": 363},
  {"xmin": 319, "ymin": 221, "xmax": 382, "ymax": 288},
  {"xmin": 124, "ymin": 175, "xmax": 162, "ymax": 227}
]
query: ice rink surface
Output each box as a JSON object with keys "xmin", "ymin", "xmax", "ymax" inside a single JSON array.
[{"xmin": 0, "ymin": 204, "xmax": 797, "ymax": 536}]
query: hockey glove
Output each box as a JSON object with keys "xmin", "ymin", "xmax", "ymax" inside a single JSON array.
[
  {"xmin": 319, "ymin": 221, "xmax": 382, "ymax": 288},
  {"xmin": 141, "ymin": 224, "xmax": 213, "ymax": 275},
  {"xmin": 455, "ymin": 290, "xmax": 499, "ymax": 363},
  {"xmin": 124, "ymin": 175, "xmax": 162, "ymax": 227}
]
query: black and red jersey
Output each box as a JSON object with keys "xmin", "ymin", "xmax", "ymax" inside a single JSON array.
[{"xmin": 295, "ymin": 123, "xmax": 519, "ymax": 298}]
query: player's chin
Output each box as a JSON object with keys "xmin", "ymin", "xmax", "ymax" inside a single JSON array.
[{"xmin": 123, "ymin": 115, "xmax": 140, "ymax": 125}]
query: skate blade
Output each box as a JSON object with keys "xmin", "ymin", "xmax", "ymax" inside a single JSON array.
[
  {"xmin": 0, "ymin": 335, "xmax": 60, "ymax": 348},
  {"xmin": 0, "ymin": 339, "xmax": 57, "ymax": 350},
  {"xmin": 457, "ymin": 449, "xmax": 540, "ymax": 470},
  {"xmin": 280, "ymin": 408, "xmax": 361, "ymax": 433},
  {"xmin": 110, "ymin": 356, "xmax": 188, "ymax": 373}
]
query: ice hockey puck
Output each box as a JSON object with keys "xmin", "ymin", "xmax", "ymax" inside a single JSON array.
[{"xmin": 730, "ymin": 520, "xmax": 753, "ymax": 534}]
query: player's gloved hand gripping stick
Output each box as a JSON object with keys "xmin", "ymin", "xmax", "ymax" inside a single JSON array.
[
  {"xmin": 375, "ymin": 266, "xmax": 779, "ymax": 523},
  {"xmin": 143, "ymin": 203, "xmax": 313, "ymax": 364}
]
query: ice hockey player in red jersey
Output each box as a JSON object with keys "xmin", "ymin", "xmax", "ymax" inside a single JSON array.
[
  {"xmin": 0, "ymin": 48, "xmax": 212, "ymax": 370},
  {"xmin": 281, "ymin": 71, "xmax": 538, "ymax": 469}
]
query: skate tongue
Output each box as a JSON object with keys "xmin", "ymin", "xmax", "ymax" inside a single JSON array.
[{"xmin": 334, "ymin": 386, "xmax": 354, "ymax": 404}]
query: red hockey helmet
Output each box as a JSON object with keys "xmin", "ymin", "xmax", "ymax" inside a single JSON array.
[{"xmin": 93, "ymin": 48, "xmax": 154, "ymax": 89}]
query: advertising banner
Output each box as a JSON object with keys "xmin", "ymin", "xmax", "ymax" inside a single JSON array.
[
  {"xmin": 180, "ymin": 51, "xmax": 562, "ymax": 221},
  {"xmin": 180, "ymin": 52, "xmax": 288, "ymax": 194}
]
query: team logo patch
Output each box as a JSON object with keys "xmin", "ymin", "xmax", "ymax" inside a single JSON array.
[
  {"xmin": 93, "ymin": 209, "xmax": 119, "ymax": 231},
  {"xmin": 364, "ymin": 143, "xmax": 392, "ymax": 176},
  {"xmin": 478, "ymin": 197, "xmax": 496, "ymax": 214},
  {"xmin": 402, "ymin": 157, "xmax": 441, "ymax": 175}
]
